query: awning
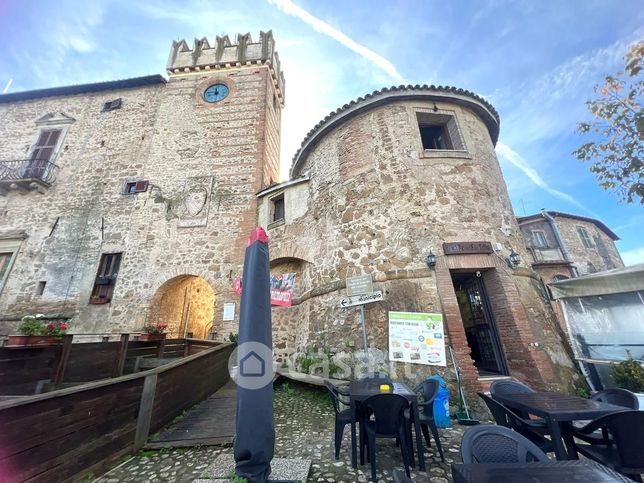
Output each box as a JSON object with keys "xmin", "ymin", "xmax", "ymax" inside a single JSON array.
[{"xmin": 549, "ymin": 263, "xmax": 644, "ymax": 299}]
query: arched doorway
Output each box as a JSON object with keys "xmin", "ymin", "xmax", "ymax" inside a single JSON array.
[{"xmin": 148, "ymin": 275, "xmax": 215, "ymax": 339}]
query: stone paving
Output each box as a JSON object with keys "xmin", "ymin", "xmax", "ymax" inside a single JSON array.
[{"xmin": 98, "ymin": 380, "xmax": 468, "ymax": 482}]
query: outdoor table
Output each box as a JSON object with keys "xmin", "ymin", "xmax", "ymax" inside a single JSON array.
[
  {"xmin": 451, "ymin": 460, "xmax": 632, "ymax": 482},
  {"xmin": 348, "ymin": 380, "xmax": 426, "ymax": 471},
  {"xmin": 493, "ymin": 391, "xmax": 627, "ymax": 460}
]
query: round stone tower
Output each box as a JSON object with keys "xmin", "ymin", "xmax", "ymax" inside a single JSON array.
[{"xmin": 259, "ymin": 85, "xmax": 578, "ymax": 394}]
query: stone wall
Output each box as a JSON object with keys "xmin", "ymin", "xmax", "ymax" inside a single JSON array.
[
  {"xmin": 0, "ymin": 59, "xmax": 281, "ymax": 336},
  {"xmin": 261, "ymin": 93, "xmax": 579, "ymax": 394},
  {"xmin": 555, "ymin": 217, "xmax": 623, "ymax": 275}
]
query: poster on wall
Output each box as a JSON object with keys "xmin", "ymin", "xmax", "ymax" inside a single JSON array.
[
  {"xmin": 388, "ymin": 311, "xmax": 446, "ymax": 366},
  {"xmin": 270, "ymin": 272, "xmax": 296, "ymax": 307}
]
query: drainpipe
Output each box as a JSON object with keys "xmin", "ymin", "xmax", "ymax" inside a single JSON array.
[{"xmin": 541, "ymin": 209, "xmax": 579, "ymax": 278}]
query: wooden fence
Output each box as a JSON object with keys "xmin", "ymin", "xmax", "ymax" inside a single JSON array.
[
  {"xmin": 0, "ymin": 336, "xmax": 191, "ymax": 395},
  {"xmin": 0, "ymin": 340, "xmax": 233, "ymax": 482}
]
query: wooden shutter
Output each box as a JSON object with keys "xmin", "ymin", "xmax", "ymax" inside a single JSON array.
[
  {"xmin": 30, "ymin": 129, "xmax": 61, "ymax": 162},
  {"xmin": 134, "ymin": 180, "xmax": 149, "ymax": 192}
]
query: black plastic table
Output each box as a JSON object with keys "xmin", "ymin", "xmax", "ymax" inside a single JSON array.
[
  {"xmin": 493, "ymin": 391, "xmax": 626, "ymax": 460},
  {"xmin": 451, "ymin": 460, "xmax": 632, "ymax": 482},
  {"xmin": 348, "ymin": 381, "xmax": 426, "ymax": 471}
]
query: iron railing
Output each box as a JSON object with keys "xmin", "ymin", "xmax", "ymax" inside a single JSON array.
[{"xmin": 0, "ymin": 159, "xmax": 58, "ymax": 184}]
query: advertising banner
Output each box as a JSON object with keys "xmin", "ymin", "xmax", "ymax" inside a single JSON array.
[
  {"xmin": 270, "ymin": 272, "xmax": 296, "ymax": 307},
  {"xmin": 388, "ymin": 311, "xmax": 446, "ymax": 366}
]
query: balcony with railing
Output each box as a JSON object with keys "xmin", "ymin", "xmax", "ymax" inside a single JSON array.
[{"xmin": 0, "ymin": 159, "xmax": 58, "ymax": 195}]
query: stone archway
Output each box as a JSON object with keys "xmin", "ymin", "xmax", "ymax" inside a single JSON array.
[{"xmin": 148, "ymin": 275, "xmax": 215, "ymax": 339}]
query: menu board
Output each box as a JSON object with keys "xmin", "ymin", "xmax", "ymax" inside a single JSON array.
[{"xmin": 388, "ymin": 312, "xmax": 446, "ymax": 366}]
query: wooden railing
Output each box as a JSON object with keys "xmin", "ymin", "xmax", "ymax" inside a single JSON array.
[
  {"xmin": 0, "ymin": 335, "xmax": 194, "ymax": 395},
  {"xmin": 0, "ymin": 340, "xmax": 233, "ymax": 483}
]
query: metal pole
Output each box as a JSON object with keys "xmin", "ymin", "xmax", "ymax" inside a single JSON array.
[{"xmin": 360, "ymin": 304, "xmax": 368, "ymax": 353}]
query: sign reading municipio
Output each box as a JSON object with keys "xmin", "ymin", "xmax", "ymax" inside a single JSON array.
[
  {"xmin": 346, "ymin": 274, "xmax": 373, "ymax": 296},
  {"xmin": 442, "ymin": 241, "xmax": 493, "ymax": 255},
  {"xmin": 340, "ymin": 290, "xmax": 384, "ymax": 308}
]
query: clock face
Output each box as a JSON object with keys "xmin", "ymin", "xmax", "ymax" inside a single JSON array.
[{"xmin": 203, "ymin": 83, "xmax": 229, "ymax": 103}]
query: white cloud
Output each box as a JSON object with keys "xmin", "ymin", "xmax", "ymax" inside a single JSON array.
[
  {"xmin": 266, "ymin": 0, "xmax": 404, "ymax": 83},
  {"xmin": 621, "ymin": 246, "xmax": 644, "ymax": 266},
  {"xmin": 496, "ymin": 141, "xmax": 596, "ymax": 215}
]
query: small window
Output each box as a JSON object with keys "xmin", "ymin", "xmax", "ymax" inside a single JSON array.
[
  {"xmin": 124, "ymin": 180, "xmax": 149, "ymax": 194},
  {"xmin": 36, "ymin": 281, "xmax": 46, "ymax": 296},
  {"xmin": 102, "ymin": 98, "xmax": 122, "ymax": 112},
  {"xmin": 551, "ymin": 274, "xmax": 569, "ymax": 282},
  {"xmin": 90, "ymin": 253, "xmax": 122, "ymax": 304},
  {"xmin": 271, "ymin": 193, "xmax": 285, "ymax": 223},
  {"xmin": 577, "ymin": 226, "xmax": 594, "ymax": 248},
  {"xmin": 416, "ymin": 111, "xmax": 465, "ymax": 151},
  {"xmin": 531, "ymin": 230, "xmax": 548, "ymax": 248}
]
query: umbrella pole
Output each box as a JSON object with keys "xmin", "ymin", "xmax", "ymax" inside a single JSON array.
[{"xmin": 360, "ymin": 304, "xmax": 368, "ymax": 353}]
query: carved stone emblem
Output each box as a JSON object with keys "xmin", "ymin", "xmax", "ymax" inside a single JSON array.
[{"xmin": 177, "ymin": 176, "xmax": 213, "ymax": 227}]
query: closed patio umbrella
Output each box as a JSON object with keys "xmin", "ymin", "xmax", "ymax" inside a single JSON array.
[{"xmin": 233, "ymin": 227, "xmax": 275, "ymax": 482}]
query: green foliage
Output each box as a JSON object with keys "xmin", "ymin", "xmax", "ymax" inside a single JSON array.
[
  {"xmin": 611, "ymin": 352, "xmax": 644, "ymax": 392},
  {"xmin": 573, "ymin": 41, "xmax": 644, "ymax": 204},
  {"xmin": 18, "ymin": 316, "xmax": 44, "ymax": 335},
  {"xmin": 81, "ymin": 474, "xmax": 94, "ymax": 483},
  {"xmin": 227, "ymin": 469, "xmax": 248, "ymax": 482},
  {"xmin": 575, "ymin": 386, "xmax": 590, "ymax": 398},
  {"xmin": 296, "ymin": 348, "xmax": 341, "ymax": 377},
  {"xmin": 172, "ymin": 409, "xmax": 188, "ymax": 424},
  {"xmin": 228, "ymin": 332, "xmax": 239, "ymax": 347}
]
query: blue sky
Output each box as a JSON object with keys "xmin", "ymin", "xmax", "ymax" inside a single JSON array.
[{"xmin": 1, "ymin": 0, "xmax": 643, "ymax": 264}]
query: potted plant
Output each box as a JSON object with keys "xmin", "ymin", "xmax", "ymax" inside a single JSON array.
[
  {"xmin": 611, "ymin": 352, "xmax": 644, "ymax": 408},
  {"xmin": 139, "ymin": 323, "xmax": 168, "ymax": 341},
  {"xmin": 6, "ymin": 315, "xmax": 69, "ymax": 347}
]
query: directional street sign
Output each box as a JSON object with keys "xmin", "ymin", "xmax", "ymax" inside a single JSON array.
[{"xmin": 339, "ymin": 290, "xmax": 383, "ymax": 308}]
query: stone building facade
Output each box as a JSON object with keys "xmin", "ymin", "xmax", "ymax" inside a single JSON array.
[
  {"xmin": 0, "ymin": 32, "xmax": 581, "ymax": 394},
  {"xmin": 517, "ymin": 210, "xmax": 623, "ymax": 283},
  {"xmin": 0, "ymin": 32, "xmax": 283, "ymax": 339}
]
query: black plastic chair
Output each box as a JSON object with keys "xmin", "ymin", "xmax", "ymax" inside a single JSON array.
[
  {"xmin": 572, "ymin": 388, "xmax": 639, "ymax": 445},
  {"xmin": 460, "ymin": 424, "xmax": 550, "ymax": 463},
  {"xmin": 489, "ymin": 378, "xmax": 536, "ymax": 419},
  {"xmin": 360, "ymin": 393, "xmax": 411, "ymax": 483},
  {"xmin": 591, "ymin": 388, "xmax": 639, "ymax": 409},
  {"xmin": 324, "ymin": 381, "xmax": 352, "ymax": 460},
  {"xmin": 490, "ymin": 378, "xmax": 535, "ymax": 396},
  {"xmin": 406, "ymin": 379, "xmax": 444, "ymax": 462},
  {"xmin": 574, "ymin": 410, "xmax": 644, "ymax": 482},
  {"xmin": 392, "ymin": 468, "xmax": 413, "ymax": 483},
  {"xmin": 478, "ymin": 392, "xmax": 553, "ymax": 453},
  {"xmin": 358, "ymin": 372, "xmax": 393, "ymax": 385}
]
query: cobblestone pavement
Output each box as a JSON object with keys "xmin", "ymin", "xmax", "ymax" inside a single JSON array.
[{"xmin": 99, "ymin": 381, "xmax": 467, "ymax": 482}]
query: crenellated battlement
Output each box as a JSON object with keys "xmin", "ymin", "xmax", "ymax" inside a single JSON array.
[{"xmin": 167, "ymin": 30, "xmax": 285, "ymax": 103}]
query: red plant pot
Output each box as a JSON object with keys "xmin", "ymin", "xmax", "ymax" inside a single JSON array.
[
  {"xmin": 139, "ymin": 333, "xmax": 166, "ymax": 341},
  {"xmin": 5, "ymin": 335, "xmax": 62, "ymax": 348}
]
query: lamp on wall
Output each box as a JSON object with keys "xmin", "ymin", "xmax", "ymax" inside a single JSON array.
[
  {"xmin": 507, "ymin": 248, "xmax": 521, "ymax": 269},
  {"xmin": 425, "ymin": 250, "xmax": 437, "ymax": 269}
]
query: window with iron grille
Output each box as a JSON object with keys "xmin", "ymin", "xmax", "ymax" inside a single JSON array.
[
  {"xmin": 90, "ymin": 253, "xmax": 122, "ymax": 304},
  {"xmin": 576, "ymin": 226, "xmax": 594, "ymax": 249},
  {"xmin": 124, "ymin": 180, "xmax": 149, "ymax": 194}
]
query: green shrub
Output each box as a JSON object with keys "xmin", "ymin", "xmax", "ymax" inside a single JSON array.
[
  {"xmin": 611, "ymin": 353, "xmax": 644, "ymax": 393},
  {"xmin": 18, "ymin": 316, "xmax": 44, "ymax": 335},
  {"xmin": 228, "ymin": 333, "xmax": 239, "ymax": 347}
]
